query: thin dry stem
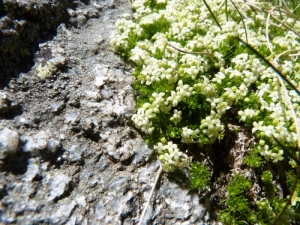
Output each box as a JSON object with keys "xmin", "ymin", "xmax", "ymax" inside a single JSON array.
[
  {"xmin": 235, "ymin": 0, "xmax": 271, "ymax": 6},
  {"xmin": 278, "ymin": 79, "xmax": 300, "ymax": 150},
  {"xmin": 138, "ymin": 165, "xmax": 162, "ymax": 225},
  {"xmin": 167, "ymin": 42, "xmax": 215, "ymax": 57},
  {"xmin": 271, "ymin": 75, "xmax": 300, "ymax": 225},
  {"xmin": 266, "ymin": 8, "xmax": 274, "ymax": 54},
  {"xmin": 233, "ymin": 1, "xmax": 248, "ymax": 19},
  {"xmin": 273, "ymin": 48, "xmax": 300, "ymax": 62},
  {"xmin": 289, "ymin": 53, "xmax": 300, "ymax": 57},
  {"xmin": 266, "ymin": 9, "xmax": 300, "ymax": 38},
  {"xmin": 236, "ymin": 0, "xmax": 300, "ymax": 38}
]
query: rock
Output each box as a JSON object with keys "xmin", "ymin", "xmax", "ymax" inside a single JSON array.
[
  {"xmin": 0, "ymin": 90, "xmax": 20, "ymax": 114},
  {"xmin": 23, "ymin": 163, "xmax": 40, "ymax": 182},
  {"xmin": 84, "ymin": 91, "xmax": 101, "ymax": 102},
  {"xmin": 107, "ymin": 175, "xmax": 130, "ymax": 193},
  {"xmin": 132, "ymin": 142, "xmax": 152, "ymax": 166},
  {"xmin": 94, "ymin": 202, "xmax": 107, "ymax": 220},
  {"xmin": 67, "ymin": 8, "xmax": 77, "ymax": 17},
  {"xmin": 50, "ymin": 101, "xmax": 66, "ymax": 114},
  {"xmin": 86, "ymin": 9, "xmax": 99, "ymax": 19},
  {"xmin": 76, "ymin": 195, "xmax": 87, "ymax": 208},
  {"xmin": 24, "ymin": 199, "xmax": 39, "ymax": 212},
  {"xmin": 0, "ymin": 91, "xmax": 10, "ymax": 111},
  {"xmin": 66, "ymin": 214, "xmax": 87, "ymax": 225},
  {"xmin": 46, "ymin": 172, "xmax": 72, "ymax": 201},
  {"xmin": 22, "ymin": 131, "xmax": 61, "ymax": 156},
  {"xmin": 95, "ymin": 155, "xmax": 109, "ymax": 172},
  {"xmin": 101, "ymin": 88, "xmax": 113, "ymax": 99},
  {"xmin": 66, "ymin": 144, "xmax": 85, "ymax": 163},
  {"xmin": 0, "ymin": 183, "xmax": 7, "ymax": 199},
  {"xmin": 50, "ymin": 201, "xmax": 76, "ymax": 224},
  {"xmin": 103, "ymin": 142, "xmax": 118, "ymax": 161},
  {"xmin": 15, "ymin": 117, "xmax": 36, "ymax": 128},
  {"xmin": 107, "ymin": 0, "xmax": 115, "ymax": 8},
  {"xmin": 0, "ymin": 0, "xmax": 70, "ymax": 87},
  {"xmin": 94, "ymin": 65, "xmax": 109, "ymax": 88},
  {"xmin": 92, "ymin": 34, "xmax": 104, "ymax": 45},
  {"xmin": 64, "ymin": 111, "xmax": 79, "ymax": 124},
  {"xmin": 36, "ymin": 56, "xmax": 66, "ymax": 80},
  {"xmin": 155, "ymin": 179, "xmax": 206, "ymax": 223},
  {"xmin": 81, "ymin": 117, "xmax": 100, "ymax": 139},
  {"xmin": 0, "ymin": 128, "xmax": 19, "ymax": 159},
  {"xmin": 77, "ymin": 15, "xmax": 87, "ymax": 26}
]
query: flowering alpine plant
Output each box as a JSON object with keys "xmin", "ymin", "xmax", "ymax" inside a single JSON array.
[{"xmin": 111, "ymin": 0, "xmax": 300, "ymax": 223}]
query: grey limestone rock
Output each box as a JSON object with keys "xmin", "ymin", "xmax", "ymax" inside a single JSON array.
[
  {"xmin": 15, "ymin": 117, "xmax": 36, "ymax": 128},
  {"xmin": 0, "ymin": 128, "xmax": 20, "ymax": 160},
  {"xmin": 132, "ymin": 142, "xmax": 153, "ymax": 166},
  {"xmin": 0, "ymin": 90, "xmax": 20, "ymax": 114},
  {"xmin": 46, "ymin": 172, "xmax": 72, "ymax": 201},
  {"xmin": 50, "ymin": 101, "xmax": 66, "ymax": 114},
  {"xmin": 22, "ymin": 163, "xmax": 40, "ymax": 182},
  {"xmin": 94, "ymin": 64, "xmax": 110, "ymax": 89},
  {"xmin": 50, "ymin": 200, "xmax": 76, "ymax": 224},
  {"xmin": 22, "ymin": 131, "xmax": 61, "ymax": 156},
  {"xmin": 0, "ymin": 0, "xmax": 70, "ymax": 87},
  {"xmin": 65, "ymin": 144, "xmax": 85, "ymax": 163}
]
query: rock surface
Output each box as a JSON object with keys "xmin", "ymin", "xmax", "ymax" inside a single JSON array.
[
  {"xmin": 0, "ymin": 128, "xmax": 19, "ymax": 159},
  {"xmin": 0, "ymin": 0, "xmax": 70, "ymax": 87},
  {"xmin": 0, "ymin": 0, "xmax": 217, "ymax": 224}
]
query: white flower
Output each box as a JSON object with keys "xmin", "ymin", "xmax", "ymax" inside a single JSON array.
[
  {"xmin": 181, "ymin": 127, "xmax": 199, "ymax": 143},
  {"xmin": 238, "ymin": 109, "xmax": 255, "ymax": 122},
  {"xmin": 155, "ymin": 141, "xmax": 189, "ymax": 172},
  {"xmin": 170, "ymin": 109, "xmax": 182, "ymax": 124},
  {"xmin": 176, "ymin": 80, "xmax": 193, "ymax": 98},
  {"xmin": 212, "ymin": 71, "xmax": 226, "ymax": 84},
  {"xmin": 111, "ymin": 0, "xmax": 300, "ymax": 173},
  {"xmin": 194, "ymin": 76, "xmax": 216, "ymax": 96}
]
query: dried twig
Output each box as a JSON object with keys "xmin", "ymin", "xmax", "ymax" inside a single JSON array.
[
  {"xmin": 167, "ymin": 42, "xmax": 215, "ymax": 57},
  {"xmin": 272, "ymin": 77, "xmax": 300, "ymax": 224},
  {"xmin": 266, "ymin": 7, "xmax": 277, "ymax": 54},
  {"xmin": 138, "ymin": 165, "xmax": 162, "ymax": 225},
  {"xmin": 273, "ymin": 48, "xmax": 300, "ymax": 62}
]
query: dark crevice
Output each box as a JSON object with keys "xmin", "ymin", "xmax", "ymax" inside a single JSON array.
[
  {"xmin": 0, "ymin": 0, "xmax": 75, "ymax": 89},
  {"xmin": 1, "ymin": 151, "xmax": 30, "ymax": 175}
]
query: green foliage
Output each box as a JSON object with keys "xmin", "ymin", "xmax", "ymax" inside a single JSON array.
[
  {"xmin": 219, "ymin": 174, "xmax": 256, "ymax": 224},
  {"xmin": 268, "ymin": 0, "xmax": 300, "ymax": 17},
  {"xmin": 140, "ymin": 18, "xmax": 170, "ymax": 40},
  {"xmin": 189, "ymin": 162, "xmax": 210, "ymax": 191},
  {"xmin": 243, "ymin": 154, "xmax": 263, "ymax": 168},
  {"xmin": 111, "ymin": 0, "xmax": 300, "ymax": 223}
]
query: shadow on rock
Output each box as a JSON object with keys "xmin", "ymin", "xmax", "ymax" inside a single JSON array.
[{"xmin": 0, "ymin": 0, "xmax": 72, "ymax": 88}]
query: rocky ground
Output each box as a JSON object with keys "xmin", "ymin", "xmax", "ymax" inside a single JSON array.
[{"xmin": 0, "ymin": 0, "xmax": 217, "ymax": 224}]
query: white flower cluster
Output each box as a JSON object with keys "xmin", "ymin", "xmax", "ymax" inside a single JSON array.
[
  {"xmin": 252, "ymin": 113, "xmax": 298, "ymax": 163},
  {"xmin": 179, "ymin": 54, "xmax": 210, "ymax": 79},
  {"xmin": 238, "ymin": 109, "xmax": 256, "ymax": 122},
  {"xmin": 131, "ymin": 92, "xmax": 169, "ymax": 134},
  {"xmin": 154, "ymin": 141, "xmax": 189, "ymax": 172},
  {"xmin": 110, "ymin": 18, "xmax": 143, "ymax": 51},
  {"xmin": 165, "ymin": 80, "xmax": 193, "ymax": 107},
  {"xmin": 170, "ymin": 109, "xmax": 182, "ymax": 124},
  {"xmin": 181, "ymin": 127, "xmax": 199, "ymax": 143},
  {"xmin": 200, "ymin": 112, "xmax": 224, "ymax": 142},
  {"xmin": 257, "ymin": 140, "xmax": 284, "ymax": 163},
  {"xmin": 194, "ymin": 76, "xmax": 216, "ymax": 96},
  {"xmin": 111, "ymin": 0, "xmax": 300, "ymax": 168}
]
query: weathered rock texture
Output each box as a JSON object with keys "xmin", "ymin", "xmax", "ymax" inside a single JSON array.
[
  {"xmin": 0, "ymin": 0, "xmax": 217, "ymax": 224},
  {"xmin": 0, "ymin": 0, "xmax": 70, "ymax": 88}
]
